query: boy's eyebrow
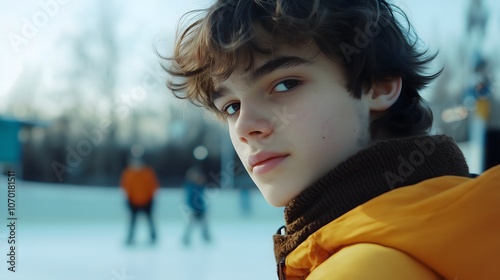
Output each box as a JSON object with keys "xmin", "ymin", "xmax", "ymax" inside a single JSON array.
[
  {"xmin": 250, "ymin": 56, "xmax": 313, "ymax": 83},
  {"xmin": 212, "ymin": 56, "xmax": 313, "ymax": 101}
]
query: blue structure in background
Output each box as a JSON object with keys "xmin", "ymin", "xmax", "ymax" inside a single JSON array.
[
  {"xmin": 0, "ymin": 117, "xmax": 22, "ymax": 165},
  {"xmin": 0, "ymin": 116, "xmax": 44, "ymax": 176}
]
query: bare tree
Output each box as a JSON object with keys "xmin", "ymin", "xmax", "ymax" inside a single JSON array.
[{"xmin": 66, "ymin": 1, "xmax": 122, "ymax": 181}]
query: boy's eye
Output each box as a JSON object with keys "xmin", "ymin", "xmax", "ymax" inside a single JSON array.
[
  {"xmin": 223, "ymin": 102, "xmax": 240, "ymax": 116},
  {"xmin": 273, "ymin": 79, "xmax": 301, "ymax": 92}
]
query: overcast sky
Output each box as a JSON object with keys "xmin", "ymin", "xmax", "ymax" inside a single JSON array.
[{"xmin": 0, "ymin": 0, "xmax": 498, "ymax": 118}]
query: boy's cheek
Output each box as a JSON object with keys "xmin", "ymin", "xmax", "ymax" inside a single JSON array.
[{"xmin": 229, "ymin": 140, "xmax": 249, "ymax": 168}]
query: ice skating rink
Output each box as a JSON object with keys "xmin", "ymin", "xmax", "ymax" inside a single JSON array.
[{"xmin": 0, "ymin": 178, "xmax": 284, "ymax": 280}]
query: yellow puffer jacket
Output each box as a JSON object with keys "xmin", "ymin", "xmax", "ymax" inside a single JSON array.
[{"xmin": 284, "ymin": 165, "xmax": 500, "ymax": 280}]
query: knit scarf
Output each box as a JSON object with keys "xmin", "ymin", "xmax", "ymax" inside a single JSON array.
[{"xmin": 273, "ymin": 135, "xmax": 470, "ymax": 262}]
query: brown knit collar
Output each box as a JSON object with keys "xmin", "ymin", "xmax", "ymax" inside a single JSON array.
[{"xmin": 273, "ymin": 135, "xmax": 470, "ymax": 262}]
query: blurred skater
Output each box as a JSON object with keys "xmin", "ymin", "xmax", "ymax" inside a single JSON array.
[
  {"xmin": 120, "ymin": 156, "xmax": 159, "ymax": 245},
  {"xmin": 182, "ymin": 166, "xmax": 211, "ymax": 246}
]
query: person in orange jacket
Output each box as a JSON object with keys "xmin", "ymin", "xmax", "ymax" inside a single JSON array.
[
  {"xmin": 120, "ymin": 156, "xmax": 159, "ymax": 245},
  {"xmin": 164, "ymin": 0, "xmax": 500, "ymax": 279}
]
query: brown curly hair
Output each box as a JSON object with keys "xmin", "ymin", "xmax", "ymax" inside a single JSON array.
[{"xmin": 163, "ymin": 0, "xmax": 440, "ymax": 138}]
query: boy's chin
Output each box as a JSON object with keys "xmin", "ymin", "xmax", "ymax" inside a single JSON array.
[
  {"xmin": 258, "ymin": 180, "xmax": 309, "ymax": 207},
  {"xmin": 262, "ymin": 191, "xmax": 293, "ymax": 207}
]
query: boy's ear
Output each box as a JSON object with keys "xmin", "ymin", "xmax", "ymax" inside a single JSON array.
[{"xmin": 367, "ymin": 77, "xmax": 402, "ymax": 111}]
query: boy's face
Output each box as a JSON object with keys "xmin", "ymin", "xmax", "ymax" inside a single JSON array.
[{"xmin": 213, "ymin": 44, "xmax": 372, "ymax": 207}]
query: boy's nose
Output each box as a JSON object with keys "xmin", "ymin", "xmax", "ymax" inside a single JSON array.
[{"xmin": 235, "ymin": 104, "xmax": 273, "ymax": 145}]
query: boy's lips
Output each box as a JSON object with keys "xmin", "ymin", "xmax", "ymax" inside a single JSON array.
[{"xmin": 248, "ymin": 152, "xmax": 289, "ymax": 175}]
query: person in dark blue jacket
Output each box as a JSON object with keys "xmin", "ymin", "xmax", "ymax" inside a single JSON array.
[{"xmin": 182, "ymin": 165, "xmax": 211, "ymax": 245}]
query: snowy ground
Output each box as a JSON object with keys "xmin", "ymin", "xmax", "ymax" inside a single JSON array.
[{"xmin": 0, "ymin": 178, "xmax": 285, "ymax": 280}]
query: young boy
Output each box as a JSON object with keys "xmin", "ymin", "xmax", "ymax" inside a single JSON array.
[{"xmin": 165, "ymin": 0, "xmax": 500, "ymax": 279}]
